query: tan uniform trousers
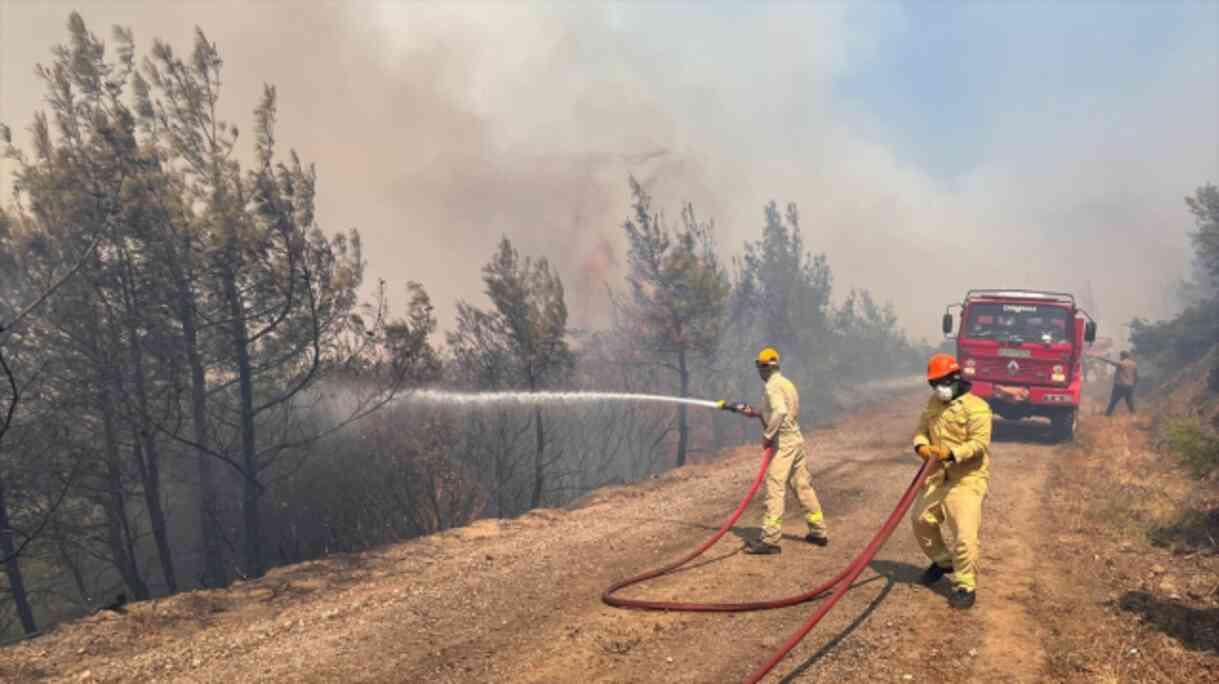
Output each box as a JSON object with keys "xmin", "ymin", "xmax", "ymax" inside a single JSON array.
[
  {"xmin": 910, "ymin": 476, "xmax": 986, "ymax": 591},
  {"xmin": 761, "ymin": 439, "xmax": 826, "ymax": 545}
]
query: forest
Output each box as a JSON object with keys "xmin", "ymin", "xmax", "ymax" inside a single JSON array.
[{"xmin": 0, "ymin": 15, "xmax": 929, "ymax": 637}]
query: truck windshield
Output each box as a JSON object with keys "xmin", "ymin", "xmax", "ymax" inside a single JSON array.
[{"xmin": 963, "ymin": 303, "xmax": 1071, "ymax": 345}]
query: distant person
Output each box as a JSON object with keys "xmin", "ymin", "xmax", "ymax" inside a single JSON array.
[
  {"xmin": 910, "ymin": 353, "xmax": 993, "ymax": 610},
  {"xmin": 1094, "ymin": 351, "xmax": 1138, "ymax": 415},
  {"xmin": 736, "ymin": 346, "xmax": 828, "ymax": 555}
]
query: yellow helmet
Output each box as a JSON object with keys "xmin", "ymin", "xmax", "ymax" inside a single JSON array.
[{"xmin": 755, "ymin": 346, "xmax": 780, "ymax": 368}]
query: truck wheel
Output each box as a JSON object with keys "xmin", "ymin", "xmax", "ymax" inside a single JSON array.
[{"xmin": 1052, "ymin": 409, "xmax": 1077, "ymax": 442}]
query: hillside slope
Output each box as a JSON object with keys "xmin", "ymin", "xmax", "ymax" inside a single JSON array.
[{"xmin": 2, "ymin": 390, "xmax": 1217, "ymax": 683}]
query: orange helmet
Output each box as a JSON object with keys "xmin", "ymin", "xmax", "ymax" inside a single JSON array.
[{"xmin": 927, "ymin": 353, "xmax": 961, "ymax": 381}]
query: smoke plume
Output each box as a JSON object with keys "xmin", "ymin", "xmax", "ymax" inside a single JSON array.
[{"xmin": 2, "ymin": 1, "xmax": 1216, "ymax": 341}]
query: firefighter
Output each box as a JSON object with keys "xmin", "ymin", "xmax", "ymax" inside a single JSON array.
[
  {"xmin": 1094, "ymin": 351, "xmax": 1138, "ymax": 416},
  {"xmin": 911, "ymin": 353, "xmax": 992, "ymax": 609},
  {"xmin": 738, "ymin": 346, "xmax": 828, "ymax": 555}
]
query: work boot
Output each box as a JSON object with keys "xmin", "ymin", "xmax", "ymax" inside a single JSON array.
[
  {"xmin": 920, "ymin": 562, "xmax": 953, "ymax": 586},
  {"xmin": 805, "ymin": 532, "xmax": 829, "ymax": 547},
  {"xmin": 744, "ymin": 539, "xmax": 782, "ymax": 555},
  {"xmin": 949, "ymin": 588, "xmax": 976, "ymax": 610}
]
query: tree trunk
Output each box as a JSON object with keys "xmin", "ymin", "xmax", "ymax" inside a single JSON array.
[
  {"xmin": 711, "ymin": 409, "xmax": 725, "ymax": 454},
  {"xmin": 676, "ymin": 349, "xmax": 690, "ymax": 467},
  {"xmin": 91, "ymin": 311, "xmax": 149, "ymax": 600},
  {"xmin": 54, "ymin": 523, "xmax": 91, "ymax": 608},
  {"xmin": 99, "ymin": 393, "xmax": 150, "ymax": 600},
  {"xmin": 188, "ymin": 340, "xmax": 224, "ymax": 587},
  {"xmin": 174, "ymin": 264, "xmax": 225, "ymax": 588},
  {"xmin": 131, "ymin": 436, "xmax": 177, "ymax": 594},
  {"xmin": 187, "ymin": 329, "xmax": 224, "ymax": 585},
  {"xmin": 492, "ymin": 418, "xmax": 506, "ymax": 517},
  {"xmin": 0, "ymin": 478, "xmax": 37, "ymax": 634},
  {"xmin": 126, "ymin": 327, "xmax": 178, "ymax": 594},
  {"xmin": 531, "ymin": 405, "xmax": 545, "ymax": 509},
  {"xmin": 223, "ymin": 264, "xmax": 262, "ymax": 578}
]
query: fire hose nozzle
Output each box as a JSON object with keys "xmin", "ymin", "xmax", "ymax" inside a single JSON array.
[{"xmin": 719, "ymin": 400, "xmax": 752, "ymax": 415}]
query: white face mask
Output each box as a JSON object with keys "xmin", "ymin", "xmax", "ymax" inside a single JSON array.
[{"xmin": 934, "ymin": 385, "xmax": 955, "ymax": 402}]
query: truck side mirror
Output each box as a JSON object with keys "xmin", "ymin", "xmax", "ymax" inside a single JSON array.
[
  {"xmin": 942, "ymin": 313, "xmax": 954, "ymax": 336},
  {"xmin": 1084, "ymin": 321, "xmax": 1097, "ymax": 343}
]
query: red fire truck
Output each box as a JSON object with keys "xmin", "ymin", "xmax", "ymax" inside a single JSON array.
[{"xmin": 942, "ymin": 290, "xmax": 1097, "ymax": 441}]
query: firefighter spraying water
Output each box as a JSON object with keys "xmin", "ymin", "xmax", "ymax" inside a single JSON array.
[{"xmin": 720, "ymin": 346, "xmax": 829, "ymax": 554}]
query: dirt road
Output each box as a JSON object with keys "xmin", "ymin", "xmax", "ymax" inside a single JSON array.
[{"xmin": 2, "ymin": 392, "xmax": 1214, "ymax": 683}]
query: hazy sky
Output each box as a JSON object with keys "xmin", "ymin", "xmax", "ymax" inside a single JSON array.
[{"xmin": 2, "ymin": 1, "xmax": 1217, "ymax": 344}]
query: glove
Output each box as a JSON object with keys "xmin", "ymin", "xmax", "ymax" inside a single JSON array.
[
  {"xmin": 917, "ymin": 445, "xmax": 953, "ymax": 462},
  {"xmin": 739, "ymin": 405, "xmax": 758, "ymax": 418},
  {"xmin": 762, "ymin": 436, "xmax": 776, "ymax": 451}
]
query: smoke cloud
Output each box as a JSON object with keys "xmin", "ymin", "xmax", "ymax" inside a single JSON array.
[{"xmin": 2, "ymin": 1, "xmax": 1216, "ymax": 342}]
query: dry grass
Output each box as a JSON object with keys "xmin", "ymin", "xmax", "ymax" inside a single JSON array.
[
  {"xmin": 1037, "ymin": 411, "xmax": 1219, "ymax": 683},
  {"xmin": 174, "ymin": 592, "xmax": 230, "ymax": 623}
]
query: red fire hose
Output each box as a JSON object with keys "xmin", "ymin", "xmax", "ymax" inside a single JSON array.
[{"xmin": 602, "ymin": 447, "xmax": 935, "ymax": 682}]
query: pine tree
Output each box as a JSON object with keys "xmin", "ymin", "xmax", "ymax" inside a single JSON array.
[
  {"xmin": 614, "ymin": 177, "xmax": 728, "ymax": 467},
  {"xmin": 449, "ymin": 237, "xmax": 572, "ymax": 509}
]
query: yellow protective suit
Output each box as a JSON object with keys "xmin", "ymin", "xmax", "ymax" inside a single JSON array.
[
  {"xmin": 760, "ymin": 371, "xmax": 826, "ymax": 545},
  {"xmin": 910, "ymin": 392, "xmax": 992, "ymax": 592}
]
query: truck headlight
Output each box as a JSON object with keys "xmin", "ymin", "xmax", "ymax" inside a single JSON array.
[
  {"xmin": 1051, "ymin": 365, "xmax": 1066, "ymax": 383},
  {"xmin": 963, "ymin": 359, "xmax": 976, "ymax": 376}
]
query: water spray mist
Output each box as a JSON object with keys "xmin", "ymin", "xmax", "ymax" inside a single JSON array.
[{"xmin": 403, "ymin": 389, "xmax": 729, "ymax": 410}]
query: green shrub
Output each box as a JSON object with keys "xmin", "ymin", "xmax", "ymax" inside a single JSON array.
[
  {"xmin": 1130, "ymin": 301, "xmax": 1219, "ymax": 371},
  {"xmin": 1160, "ymin": 417, "xmax": 1219, "ymax": 478}
]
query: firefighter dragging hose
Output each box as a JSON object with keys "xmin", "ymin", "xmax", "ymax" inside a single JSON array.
[{"xmin": 911, "ymin": 353, "xmax": 994, "ymax": 610}]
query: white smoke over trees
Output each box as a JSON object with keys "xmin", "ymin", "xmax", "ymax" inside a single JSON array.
[{"xmin": 5, "ymin": 2, "xmax": 1213, "ymax": 342}]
